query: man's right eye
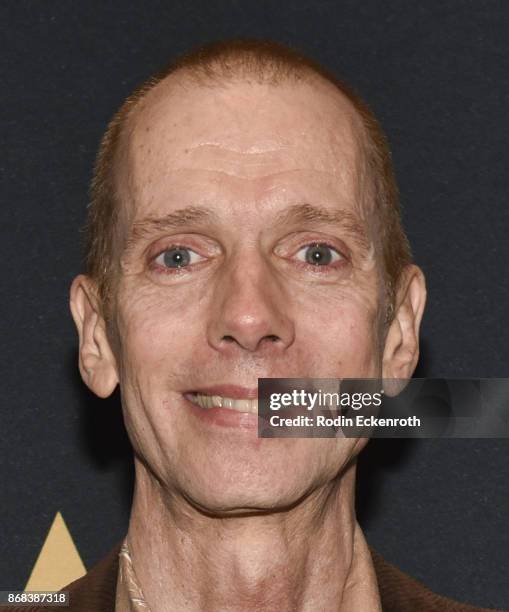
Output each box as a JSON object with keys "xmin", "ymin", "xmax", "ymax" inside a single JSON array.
[{"xmin": 154, "ymin": 247, "xmax": 204, "ymax": 269}]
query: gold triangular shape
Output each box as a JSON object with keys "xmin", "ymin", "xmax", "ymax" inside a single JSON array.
[{"xmin": 25, "ymin": 511, "xmax": 86, "ymax": 591}]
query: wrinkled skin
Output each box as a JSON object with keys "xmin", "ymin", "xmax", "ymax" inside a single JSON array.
[{"xmin": 71, "ymin": 72, "xmax": 426, "ymax": 612}]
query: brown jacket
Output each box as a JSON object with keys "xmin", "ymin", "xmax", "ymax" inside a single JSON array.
[{"xmin": 2, "ymin": 542, "xmax": 502, "ymax": 612}]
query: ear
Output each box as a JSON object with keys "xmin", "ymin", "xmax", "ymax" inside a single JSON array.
[
  {"xmin": 382, "ymin": 264, "xmax": 427, "ymax": 384},
  {"xmin": 69, "ymin": 275, "xmax": 119, "ymax": 398}
]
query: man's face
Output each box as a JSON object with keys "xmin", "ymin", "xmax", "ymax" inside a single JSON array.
[{"xmin": 111, "ymin": 74, "xmax": 383, "ymax": 512}]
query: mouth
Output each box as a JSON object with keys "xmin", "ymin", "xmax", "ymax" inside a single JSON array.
[
  {"xmin": 185, "ymin": 392, "xmax": 258, "ymax": 414},
  {"xmin": 182, "ymin": 385, "xmax": 260, "ymax": 429}
]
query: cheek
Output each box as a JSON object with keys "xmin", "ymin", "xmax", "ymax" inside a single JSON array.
[
  {"xmin": 115, "ymin": 284, "xmax": 201, "ymax": 370},
  {"xmin": 297, "ymin": 288, "xmax": 381, "ymax": 375}
]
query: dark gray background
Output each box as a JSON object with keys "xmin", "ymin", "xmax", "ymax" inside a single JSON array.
[{"xmin": 1, "ymin": 1, "xmax": 508, "ymax": 609}]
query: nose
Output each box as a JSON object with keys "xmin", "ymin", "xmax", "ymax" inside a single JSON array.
[{"xmin": 207, "ymin": 254, "xmax": 295, "ymax": 354}]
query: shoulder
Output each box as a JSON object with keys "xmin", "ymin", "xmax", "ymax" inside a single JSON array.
[
  {"xmin": 370, "ymin": 548, "xmax": 504, "ymax": 612},
  {"xmin": 0, "ymin": 542, "xmax": 121, "ymax": 612}
]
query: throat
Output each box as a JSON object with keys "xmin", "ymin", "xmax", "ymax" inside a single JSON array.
[{"xmin": 124, "ymin": 459, "xmax": 381, "ymax": 612}]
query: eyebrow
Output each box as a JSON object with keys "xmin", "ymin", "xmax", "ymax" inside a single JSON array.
[
  {"xmin": 123, "ymin": 206, "xmax": 217, "ymax": 256},
  {"xmin": 122, "ymin": 202, "xmax": 371, "ymax": 257},
  {"xmin": 274, "ymin": 203, "xmax": 372, "ymax": 253}
]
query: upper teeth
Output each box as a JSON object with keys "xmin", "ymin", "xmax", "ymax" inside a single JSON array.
[{"xmin": 192, "ymin": 394, "xmax": 258, "ymax": 414}]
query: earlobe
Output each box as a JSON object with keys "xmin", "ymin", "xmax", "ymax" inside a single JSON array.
[
  {"xmin": 69, "ymin": 275, "xmax": 119, "ymax": 398},
  {"xmin": 382, "ymin": 265, "xmax": 427, "ymax": 384}
]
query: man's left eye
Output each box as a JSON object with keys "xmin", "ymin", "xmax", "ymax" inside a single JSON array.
[
  {"xmin": 155, "ymin": 247, "xmax": 204, "ymax": 269},
  {"xmin": 295, "ymin": 243, "xmax": 343, "ymax": 266}
]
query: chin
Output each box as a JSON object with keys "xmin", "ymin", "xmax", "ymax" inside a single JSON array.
[
  {"xmin": 174, "ymin": 461, "xmax": 326, "ymax": 517},
  {"xmin": 183, "ymin": 487, "xmax": 308, "ymax": 517}
]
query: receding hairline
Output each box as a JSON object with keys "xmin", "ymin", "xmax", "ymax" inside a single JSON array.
[
  {"xmin": 109, "ymin": 59, "xmax": 374, "ymax": 231},
  {"xmin": 116, "ymin": 60, "xmax": 369, "ymax": 170},
  {"xmin": 108, "ymin": 39, "xmax": 384, "ymax": 210},
  {"xmin": 111, "ymin": 62, "xmax": 375, "ymax": 248}
]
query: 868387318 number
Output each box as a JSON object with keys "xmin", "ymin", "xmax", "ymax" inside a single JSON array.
[{"xmin": 0, "ymin": 591, "xmax": 69, "ymax": 606}]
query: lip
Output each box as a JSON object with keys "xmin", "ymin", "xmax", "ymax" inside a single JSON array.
[
  {"xmin": 186, "ymin": 384, "xmax": 259, "ymax": 400},
  {"xmin": 182, "ymin": 384, "xmax": 260, "ymax": 430}
]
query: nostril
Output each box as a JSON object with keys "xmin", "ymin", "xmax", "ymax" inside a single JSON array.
[
  {"xmin": 223, "ymin": 335, "xmax": 236, "ymax": 343},
  {"xmin": 266, "ymin": 335, "xmax": 279, "ymax": 342}
]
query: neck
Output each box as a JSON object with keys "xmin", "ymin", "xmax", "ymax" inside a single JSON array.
[{"xmin": 126, "ymin": 458, "xmax": 381, "ymax": 612}]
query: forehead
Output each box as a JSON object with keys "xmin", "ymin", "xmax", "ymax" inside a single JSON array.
[{"xmin": 117, "ymin": 71, "xmax": 368, "ymax": 221}]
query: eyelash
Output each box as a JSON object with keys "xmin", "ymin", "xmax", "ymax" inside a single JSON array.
[{"xmin": 149, "ymin": 242, "xmax": 348, "ymax": 275}]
